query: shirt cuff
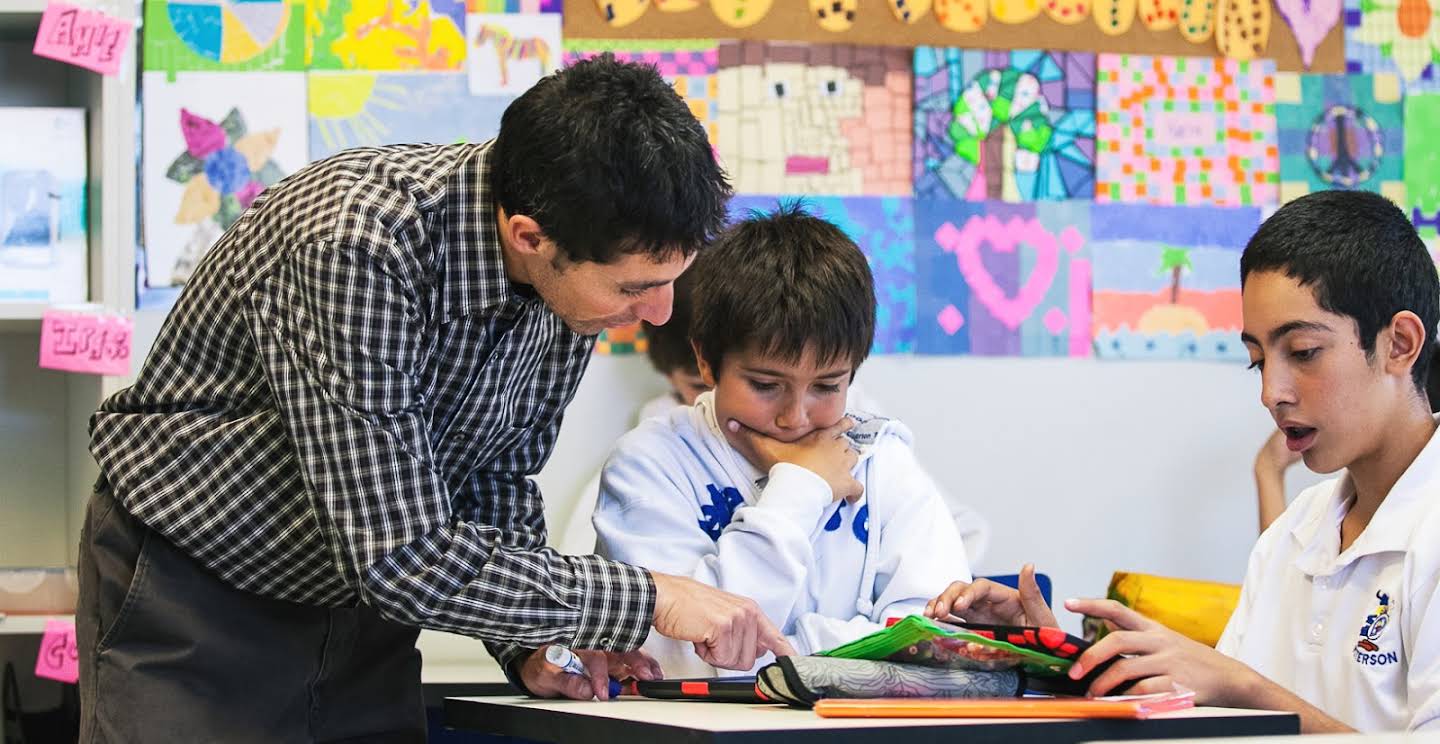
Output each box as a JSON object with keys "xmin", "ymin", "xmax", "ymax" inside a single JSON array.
[
  {"xmin": 485, "ymin": 641, "xmax": 534, "ymax": 695},
  {"xmin": 753, "ymin": 462, "xmax": 833, "ymax": 532},
  {"xmin": 568, "ymin": 554, "xmax": 657, "ymax": 652}
]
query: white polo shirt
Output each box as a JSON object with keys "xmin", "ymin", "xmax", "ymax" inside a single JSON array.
[{"xmin": 1217, "ymin": 416, "xmax": 1440, "ymax": 731}]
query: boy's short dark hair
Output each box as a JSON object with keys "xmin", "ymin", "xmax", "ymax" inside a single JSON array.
[
  {"xmin": 1241, "ymin": 190, "xmax": 1439, "ymax": 392},
  {"xmin": 690, "ymin": 202, "xmax": 875, "ymax": 376},
  {"xmin": 490, "ymin": 54, "xmax": 731, "ymax": 265},
  {"xmin": 644, "ymin": 270, "xmax": 698, "ymax": 375}
]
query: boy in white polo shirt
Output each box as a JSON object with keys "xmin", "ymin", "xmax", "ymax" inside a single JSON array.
[{"xmin": 927, "ymin": 191, "xmax": 1440, "ymax": 732}]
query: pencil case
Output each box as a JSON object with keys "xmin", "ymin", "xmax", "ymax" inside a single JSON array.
[{"xmin": 755, "ymin": 656, "xmax": 1022, "ymax": 707}]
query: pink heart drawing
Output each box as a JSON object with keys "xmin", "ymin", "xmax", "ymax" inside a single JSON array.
[
  {"xmin": 934, "ymin": 215, "xmax": 1059, "ymax": 331},
  {"xmin": 1274, "ymin": 0, "xmax": 1341, "ymax": 70}
]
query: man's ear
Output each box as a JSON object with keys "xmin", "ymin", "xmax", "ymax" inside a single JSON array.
[
  {"xmin": 1383, "ymin": 310, "xmax": 1428, "ymax": 381},
  {"xmin": 502, "ymin": 211, "xmax": 549, "ymax": 257},
  {"xmin": 692, "ymin": 340, "xmax": 717, "ymax": 388}
]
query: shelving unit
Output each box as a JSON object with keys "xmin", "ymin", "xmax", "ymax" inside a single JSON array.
[{"xmin": 0, "ymin": 0, "xmax": 137, "ymax": 569}]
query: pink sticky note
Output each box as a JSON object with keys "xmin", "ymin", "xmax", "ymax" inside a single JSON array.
[
  {"xmin": 34, "ymin": 619, "xmax": 79, "ymax": 684},
  {"xmin": 38, "ymin": 309, "xmax": 133, "ymax": 376},
  {"xmin": 32, "ymin": 0, "xmax": 133, "ymax": 77}
]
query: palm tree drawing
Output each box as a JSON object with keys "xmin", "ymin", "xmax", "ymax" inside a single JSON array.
[{"xmin": 1158, "ymin": 246, "xmax": 1193, "ymax": 304}]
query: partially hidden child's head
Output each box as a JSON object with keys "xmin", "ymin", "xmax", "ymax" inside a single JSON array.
[
  {"xmin": 689, "ymin": 202, "xmax": 876, "ymax": 443},
  {"xmin": 490, "ymin": 54, "xmax": 731, "ymax": 335},
  {"xmin": 643, "ymin": 270, "xmax": 709, "ymax": 406},
  {"xmin": 1240, "ymin": 190, "xmax": 1439, "ymax": 474}
]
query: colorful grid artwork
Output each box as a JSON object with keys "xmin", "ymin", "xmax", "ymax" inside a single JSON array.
[
  {"xmin": 565, "ymin": 40, "xmax": 719, "ymax": 145},
  {"xmin": 1096, "ymin": 54, "xmax": 1279, "ymax": 207},
  {"xmin": 913, "ymin": 47, "xmax": 1096, "ymax": 202},
  {"xmin": 1091, "ymin": 203, "xmax": 1260, "ymax": 361},
  {"xmin": 1275, "ymin": 73, "xmax": 1404, "ymax": 204},
  {"xmin": 915, "ymin": 199, "xmax": 1092, "ymax": 357},
  {"xmin": 1407, "ymin": 94, "xmax": 1440, "ymax": 240},
  {"xmin": 728, "ymin": 195, "xmax": 917, "ymax": 354},
  {"xmin": 1345, "ymin": 0, "xmax": 1440, "ymax": 93},
  {"xmin": 716, "ymin": 41, "xmax": 912, "ymax": 196},
  {"xmin": 595, "ymin": 323, "xmax": 647, "ymax": 355}
]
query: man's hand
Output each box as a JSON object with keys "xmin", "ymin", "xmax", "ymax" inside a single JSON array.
[
  {"xmin": 651, "ymin": 572, "xmax": 797, "ymax": 670},
  {"xmin": 924, "ymin": 563, "xmax": 1059, "ymax": 628},
  {"xmin": 726, "ymin": 418, "xmax": 863, "ymax": 502},
  {"xmin": 519, "ymin": 646, "xmax": 664, "ymax": 701},
  {"xmin": 1062, "ymin": 598, "xmax": 1258, "ymax": 703}
]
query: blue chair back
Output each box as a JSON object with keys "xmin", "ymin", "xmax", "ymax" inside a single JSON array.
[{"xmin": 980, "ymin": 573, "xmax": 1054, "ymax": 609}]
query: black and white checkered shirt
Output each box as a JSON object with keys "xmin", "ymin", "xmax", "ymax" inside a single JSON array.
[{"xmin": 91, "ymin": 142, "xmax": 655, "ymax": 677}]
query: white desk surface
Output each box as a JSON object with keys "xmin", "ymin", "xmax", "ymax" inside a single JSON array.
[
  {"xmin": 1088, "ymin": 733, "xmax": 1440, "ymax": 744},
  {"xmin": 445, "ymin": 695, "xmax": 1299, "ymax": 744}
]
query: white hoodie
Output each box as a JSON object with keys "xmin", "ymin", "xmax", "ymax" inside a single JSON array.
[{"xmin": 593, "ymin": 391, "xmax": 971, "ymax": 678}]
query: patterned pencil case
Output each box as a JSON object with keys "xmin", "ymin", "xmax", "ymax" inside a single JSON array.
[{"xmin": 755, "ymin": 656, "xmax": 1022, "ymax": 708}]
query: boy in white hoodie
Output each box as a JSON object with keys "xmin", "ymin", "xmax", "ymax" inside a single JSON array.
[{"xmin": 593, "ymin": 204, "xmax": 969, "ymax": 678}]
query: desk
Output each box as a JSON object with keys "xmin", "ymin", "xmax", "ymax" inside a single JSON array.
[{"xmin": 444, "ymin": 696, "xmax": 1299, "ymax": 744}]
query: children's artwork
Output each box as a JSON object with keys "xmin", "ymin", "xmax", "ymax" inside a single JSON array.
[
  {"xmin": 913, "ymin": 47, "xmax": 1096, "ymax": 202},
  {"xmin": 595, "ymin": 323, "xmax": 647, "ymax": 355},
  {"xmin": 469, "ymin": 0, "xmax": 558, "ymax": 10},
  {"xmin": 729, "ymin": 195, "xmax": 917, "ymax": 354},
  {"xmin": 564, "ymin": 39, "xmax": 719, "ymax": 145},
  {"xmin": 1408, "ymin": 94, "xmax": 1440, "ymax": 240},
  {"xmin": 142, "ymin": 72, "xmax": 308, "ymax": 295},
  {"xmin": 144, "ymin": 0, "xmax": 304, "ymax": 74},
  {"xmin": 1274, "ymin": 0, "xmax": 1342, "ymax": 70},
  {"xmin": 1095, "ymin": 54, "xmax": 1279, "ymax": 207},
  {"xmin": 466, "ymin": 12, "xmax": 561, "ymax": 95},
  {"xmin": 1345, "ymin": 0, "xmax": 1440, "ymax": 92},
  {"xmin": 308, "ymin": 0, "xmax": 467, "ymax": 70},
  {"xmin": 309, "ymin": 72, "xmax": 510, "ymax": 159},
  {"xmin": 1089, "ymin": 203, "xmax": 1260, "ymax": 361},
  {"xmin": 1275, "ymin": 73, "xmax": 1404, "ymax": 204},
  {"xmin": 915, "ymin": 199, "xmax": 1091, "ymax": 357},
  {"xmin": 0, "ymin": 108, "xmax": 87, "ymax": 305},
  {"xmin": 715, "ymin": 42, "xmax": 912, "ymax": 196}
]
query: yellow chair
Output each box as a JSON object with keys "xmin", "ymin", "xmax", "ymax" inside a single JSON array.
[{"xmin": 1083, "ymin": 572, "xmax": 1241, "ymax": 648}]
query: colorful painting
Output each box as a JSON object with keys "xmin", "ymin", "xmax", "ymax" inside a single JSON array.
[
  {"xmin": 1408, "ymin": 94, "xmax": 1440, "ymax": 240},
  {"xmin": 468, "ymin": 0, "xmax": 558, "ymax": 10},
  {"xmin": 1090, "ymin": 203, "xmax": 1260, "ymax": 361},
  {"xmin": 144, "ymin": 0, "xmax": 305, "ymax": 74},
  {"xmin": 1275, "ymin": 73, "xmax": 1404, "ymax": 204},
  {"xmin": 915, "ymin": 199, "xmax": 1091, "ymax": 357},
  {"xmin": 142, "ymin": 72, "xmax": 308, "ymax": 293},
  {"xmin": 729, "ymin": 195, "xmax": 917, "ymax": 354},
  {"xmin": 565, "ymin": 39, "xmax": 719, "ymax": 145},
  {"xmin": 913, "ymin": 48, "xmax": 1096, "ymax": 202},
  {"xmin": 595, "ymin": 324, "xmax": 647, "ymax": 355},
  {"xmin": 1345, "ymin": 0, "xmax": 1440, "ymax": 92},
  {"xmin": 467, "ymin": 12, "xmax": 561, "ymax": 95},
  {"xmin": 308, "ymin": 0, "xmax": 467, "ymax": 70},
  {"xmin": 0, "ymin": 108, "xmax": 88, "ymax": 304},
  {"xmin": 715, "ymin": 42, "xmax": 912, "ymax": 196},
  {"xmin": 309, "ymin": 72, "xmax": 510, "ymax": 159},
  {"xmin": 1096, "ymin": 54, "xmax": 1279, "ymax": 207}
]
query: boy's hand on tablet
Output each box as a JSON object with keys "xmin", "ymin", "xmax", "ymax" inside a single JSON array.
[
  {"xmin": 1062, "ymin": 597, "xmax": 1255, "ymax": 704},
  {"xmin": 925, "ymin": 563, "xmax": 1059, "ymax": 628},
  {"xmin": 650, "ymin": 571, "xmax": 798, "ymax": 670},
  {"xmin": 726, "ymin": 418, "xmax": 863, "ymax": 502}
]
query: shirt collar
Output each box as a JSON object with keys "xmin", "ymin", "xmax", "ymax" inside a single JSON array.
[
  {"xmin": 1292, "ymin": 412, "xmax": 1440, "ymax": 575},
  {"xmin": 439, "ymin": 140, "xmax": 534, "ymax": 320}
]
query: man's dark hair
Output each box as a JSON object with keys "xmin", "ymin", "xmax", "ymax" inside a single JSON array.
[
  {"xmin": 644, "ymin": 270, "xmax": 698, "ymax": 375},
  {"xmin": 1241, "ymin": 190, "xmax": 1439, "ymax": 392},
  {"xmin": 690, "ymin": 202, "xmax": 875, "ymax": 376},
  {"xmin": 491, "ymin": 54, "xmax": 731, "ymax": 264}
]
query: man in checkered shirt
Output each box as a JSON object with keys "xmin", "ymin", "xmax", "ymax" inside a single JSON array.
[{"xmin": 79, "ymin": 57, "xmax": 791, "ymax": 742}]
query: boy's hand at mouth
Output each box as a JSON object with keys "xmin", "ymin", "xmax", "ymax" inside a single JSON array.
[{"xmin": 726, "ymin": 418, "xmax": 864, "ymax": 502}]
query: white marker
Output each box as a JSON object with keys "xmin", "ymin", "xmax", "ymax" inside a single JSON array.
[{"xmin": 545, "ymin": 644, "xmax": 589, "ymax": 677}]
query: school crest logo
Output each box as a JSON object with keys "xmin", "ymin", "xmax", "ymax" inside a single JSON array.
[{"xmin": 1356, "ymin": 590, "xmax": 1391, "ymax": 653}]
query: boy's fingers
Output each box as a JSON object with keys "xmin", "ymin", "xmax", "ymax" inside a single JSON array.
[
  {"xmin": 1064, "ymin": 598, "xmax": 1155, "ymax": 632},
  {"xmin": 1067, "ymin": 630, "xmax": 1159, "ymax": 680}
]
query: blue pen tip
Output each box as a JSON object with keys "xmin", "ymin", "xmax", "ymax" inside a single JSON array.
[{"xmin": 609, "ymin": 679, "xmax": 623, "ymax": 698}]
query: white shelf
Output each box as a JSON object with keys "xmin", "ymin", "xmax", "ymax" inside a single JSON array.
[{"xmin": 0, "ymin": 614, "xmax": 73, "ymax": 635}]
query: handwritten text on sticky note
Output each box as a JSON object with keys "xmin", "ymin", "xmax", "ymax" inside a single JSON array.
[
  {"xmin": 39, "ymin": 309, "xmax": 132, "ymax": 376},
  {"xmin": 32, "ymin": 1, "xmax": 133, "ymax": 77},
  {"xmin": 34, "ymin": 619, "xmax": 79, "ymax": 684}
]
